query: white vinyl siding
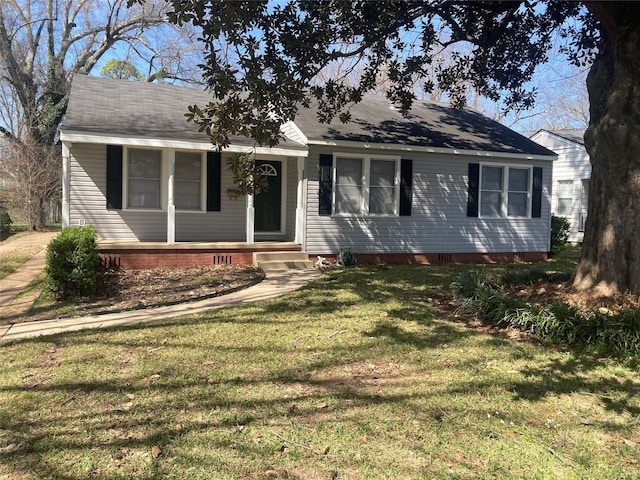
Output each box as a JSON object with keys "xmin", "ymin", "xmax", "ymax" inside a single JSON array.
[
  {"xmin": 530, "ymin": 130, "xmax": 591, "ymax": 243},
  {"xmin": 68, "ymin": 144, "xmax": 250, "ymax": 241},
  {"xmin": 305, "ymin": 146, "xmax": 552, "ymax": 255}
]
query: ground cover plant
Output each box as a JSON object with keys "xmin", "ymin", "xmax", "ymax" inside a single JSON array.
[{"xmin": 1, "ymin": 249, "xmax": 639, "ymax": 479}]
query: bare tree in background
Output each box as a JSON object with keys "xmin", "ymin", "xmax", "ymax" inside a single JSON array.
[
  {"xmin": 0, "ymin": 140, "xmax": 60, "ymax": 229},
  {"xmin": 0, "ymin": 0, "xmax": 202, "ymax": 229},
  {"xmin": 314, "ymin": 39, "xmax": 589, "ymax": 136}
]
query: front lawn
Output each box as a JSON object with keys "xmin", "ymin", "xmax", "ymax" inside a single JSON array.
[{"xmin": 1, "ymin": 251, "xmax": 638, "ymax": 479}]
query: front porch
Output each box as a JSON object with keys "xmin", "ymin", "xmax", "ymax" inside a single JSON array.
[{"xmin": 98, "ymin": 240, "xmax": 305, "ymax": 270}]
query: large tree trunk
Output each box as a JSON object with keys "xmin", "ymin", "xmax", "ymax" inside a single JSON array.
[{"xmin": 573, "ymin": 3, "xmax": 640, "ymax": 295}]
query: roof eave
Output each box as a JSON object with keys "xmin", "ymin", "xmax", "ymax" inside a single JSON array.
[
  {"xmin": 306, "ymin": 138, "xmax": 557, "ymax": 161},
  {"xmin": 59, "ymin": 130, "xmax": 309, "ymax": 157}
]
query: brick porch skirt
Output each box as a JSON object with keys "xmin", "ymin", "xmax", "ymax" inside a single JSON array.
[{"xmin": 100, "ymin": 245, "xmax": 547, "ymax": 270}]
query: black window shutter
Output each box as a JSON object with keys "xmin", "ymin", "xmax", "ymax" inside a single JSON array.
[
  {"xmin": 467, "ymin": 163, "xmax": 479, "ymax": 217},
  {"xmin": 532, "ymin": 166, "xmax": 543, "ymax": 218},
  {"xmin": 399, "ymin": 159, "xmax": 412, "ymax": 216},
  {"xmin": 207, "ymin": 151, "xmax": 221, "ymax": 212},
  {"xmin": 106, "ymin": 145, "xmax": 123, "ymax": 210},
  {"xmin": 318, "ymin": 154, "xmax": 333, "ymax": 215}
]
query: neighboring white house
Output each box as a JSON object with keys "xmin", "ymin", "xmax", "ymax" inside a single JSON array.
[
  {"xmin": 58, "ymin": 75, "xmax": 557, "ymax": 268},
  {"xmin": 530, "ymin": 129, "xmax": 590, "ymax": 243}
]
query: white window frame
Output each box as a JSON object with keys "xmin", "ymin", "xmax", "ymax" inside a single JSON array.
[
  {"xmin": 556, "ymin": 179, "xmax": 573, "ymax": 218},
  {"xmin": 174, "ymin": 150, "xmax": 206, "ymax": 213},
  {"xmin": 332, "ymin": 153, "xmax": 401, "ymax": 217},
  {"xmin": 479, "ymin": 162, "xmax": 533, "ymax": 218},
  {"xmin": 124, "ymin": 147, "xmax": 165, "ymax": 211},
  {"xmin": 123, "ymin": 148, "xmax": 207, "ymax": 213}
]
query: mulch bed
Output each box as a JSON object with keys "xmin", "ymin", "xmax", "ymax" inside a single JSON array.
[
  {"xmin": 503, "ymin": 281, "xmax": 639, "ymax": 313},
  {"xmin": 22, "ymin": 265, "xmax": 265, "ymax": 321}
]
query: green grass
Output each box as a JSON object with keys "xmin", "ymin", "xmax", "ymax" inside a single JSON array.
[{"xmin": 1, "ymin": 249, "xmax": 638, "ymax": 479}]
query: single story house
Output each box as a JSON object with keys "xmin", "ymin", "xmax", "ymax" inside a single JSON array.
[
  {"xmin": 530, "ymin": 129, "xmax": 590, "ymax": 243},
  {"xmin": 58, "ymin": 75, "xmax": 556, "ymax": 269}
]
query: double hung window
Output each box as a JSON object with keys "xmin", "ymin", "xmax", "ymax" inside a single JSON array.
[
  {"xmin": 480, "ymin": 164, "xmax": 532, "ymax": 217},
  {"xmin": 127, "ymin": 148, "xmax": 161, "ymax": 209},
  {"xmin": 124, "ymin": 149, "xmax": 207, "ymax": 211},
  {"xmin": 556, "ymin": 180, "xmax": 573, "ymax": 217},
  {"xmin": 175, "ymin": 151, "xmax": 203, "ymax": 211},
  {"xmin": 333, "ymin": 155, "xmax": 399, "ymax": 216}
]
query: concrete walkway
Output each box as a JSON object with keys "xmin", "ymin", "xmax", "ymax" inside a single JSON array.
[
  {"xmin": 0, "ymin": 269, "xmax": 320, "ymax": 342},
  {"xmin": 0, "ymin": 232, "xmax": 58, "ymax": 308}
]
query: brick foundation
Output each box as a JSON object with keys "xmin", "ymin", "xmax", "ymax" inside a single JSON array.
[
  {"xmin": 102, "ymin": 247, "xmax": 548, "ymax": 270},
  {"xmin": 100, "ymin": 246, "xmax": 300, "ymax": 270},
  {"xmin": 313, "ymin": 251, "xmax": 548, "ymax": 265}
]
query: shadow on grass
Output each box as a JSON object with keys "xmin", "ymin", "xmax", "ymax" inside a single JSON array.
[
  {"xmin": 10, "ymin": 253, "xmax": 639, "ymax": 478},
  {"xmin": 364, "ymin": 319, "xmax": 471, "ymax": 348}
]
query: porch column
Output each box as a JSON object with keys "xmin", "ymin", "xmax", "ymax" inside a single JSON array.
[
  {"xmin": 246, "ymin": 193, "xmax": 255, "ymax": 244},
  {"xmin": 167, "ymin": 149, "xmax": 176, "ymax": 245},
  {"xmin": 295, "ymin": 156, "xmax": 305, "ymax": 245},
  {"xmin": 61, "ymin": 142, "xmax": 71, "ymax": 228}
]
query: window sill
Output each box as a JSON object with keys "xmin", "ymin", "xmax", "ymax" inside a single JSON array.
[
  {"xmin": 124, "ymin": 208, "xmax": 164, "ymax": 212},
  {"xmin": 478, "ymin": 215, "xmax": 533, "ymax": 220},
  {"xmin": 331, "ymin": 214, "xmax": 400, "ymax": 218}
]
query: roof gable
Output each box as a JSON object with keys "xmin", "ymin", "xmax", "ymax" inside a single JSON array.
[{"xmin": 531, "ymin": 128, "xmax": 585, "ymax": 147}]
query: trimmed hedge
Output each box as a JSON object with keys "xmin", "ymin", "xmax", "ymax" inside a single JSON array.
[
  {"xmin": 452, "ymin": 271, "xmax": 640, "ymax": 357},
  {"xmin": 45, "ymin": 226, "xmax": 103, "ymax": 300}
]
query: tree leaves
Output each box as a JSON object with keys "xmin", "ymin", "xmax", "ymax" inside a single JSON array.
[
  {"xmin": 226, "ymin": 152, "xmax": 269, "ymax": 196},
  {"xmin": 167, "ymin": 0, "xmax": 594, "ymax": 147}
]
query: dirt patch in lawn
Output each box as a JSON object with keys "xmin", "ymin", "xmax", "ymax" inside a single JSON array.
[{"xmin": 13, "ymin": 265, "xmax": 264, "ymax": 322}]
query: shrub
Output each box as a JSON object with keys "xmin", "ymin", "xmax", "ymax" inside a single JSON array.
[
  {"xmin": 550, "ymin": 215, "xmax": 570, "ymax": 255},
  {"xmin": 450, "ymin": 271, "xmax": 491, "ymax": 299},
  {"xmin": 452, "ymin": 271, "xmax": 640, "ymax": 357},
  {"xmin": 0, "ymin": 208, "xmax": 12, "ymax": 240},
  {"xmin": 45, "ymin": 226, "xmax": 103, "ymax": 300}
]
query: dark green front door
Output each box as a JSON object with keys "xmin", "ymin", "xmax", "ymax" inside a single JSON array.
[{"xmin": 255, "ymin": 160, "xmax": 282, "ymax": 232}]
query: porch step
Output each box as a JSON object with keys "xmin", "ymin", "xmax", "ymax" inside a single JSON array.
[{"xmin": 253, "ymin": 251, "xmax": 314, "ymax": 271}]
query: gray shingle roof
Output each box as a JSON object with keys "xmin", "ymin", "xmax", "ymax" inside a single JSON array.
[
  {"xmin": 60, "ymin": 75, "xmax": 288, "ymax": 148},
  {"xmin": 295, "ymin": 95, "xmax": 554, "ymax": 155},
  {"xmin": 537, "ymin": 129, "xmax": 585, "ymax": 146},
  {"xmin": 62, "ymin": 75, "xmax": 211, "ymax": 141},
  {"xmin": 61, "ymin": 75, "xmax": 555, "ymax": 156}
]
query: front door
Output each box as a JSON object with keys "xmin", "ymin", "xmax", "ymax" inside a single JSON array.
[{"xmin": 255, "ymin": 160, "xmax": 282, "ymax": 232}]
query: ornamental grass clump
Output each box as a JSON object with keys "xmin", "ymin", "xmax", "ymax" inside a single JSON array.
[
  {"xmin": 452, "ymin": 271, "xmax": 640, "ymax": 357},
  {"xmin": 44, "ymin": 226, "xmax": 103, "ymax": 300}
]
